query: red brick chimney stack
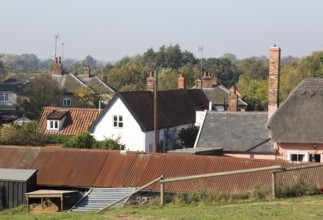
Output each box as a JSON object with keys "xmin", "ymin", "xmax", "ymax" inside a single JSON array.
[
  {"xmin": 268, "ymin": 45, "xmax": 281, "ymax": 119},
  {"xmin": 83, "ymin": 66, "xmax": 90, "ymax": 78},
  {"xmin": 228, "ymin": 85, "xmax": 238, "ymax": 111},
  {"xmin": 52, "ymin": 56, "xmax": 63, "ymax": 75},
  {"xmin": 178, "ymin": 74, "xmax": 186, "ymax": 90}
]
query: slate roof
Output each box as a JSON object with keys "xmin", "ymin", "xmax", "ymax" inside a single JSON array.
[
  {"xmin": 196, "ymin": 111, "xmax": 274, "ymax": 153},
  {"xmin": 0, "ymin": 145, "xmax": 296, "ymax": 192},
  {"xmin": 0, "ymin": 72, "xmax": 40, "ymax": 92},
  {"xmin": 90, "ymin": 89, "xmax": 209, "ymax": 132},
  {"xmin": 38, "ymin": 107, "xmax": 100, "ymax": 135},
  {"xmin": 202, "ymin": 86, "xmax": 247, "ymax": 106},
  {"xmin": 268, "ymin": 77, "xmax": 323, "ymax": 143}
]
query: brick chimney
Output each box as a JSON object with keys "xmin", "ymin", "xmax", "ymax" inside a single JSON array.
[
  {"xmin": 178, "ymin": 74, "xmax": 186, "ymax": 90},
  {"xmin": 83, "ymin": 66, "xmax": 90, "ymax": 78},
  {"xmin": 52, "ymin": 56, "xmax": 63, "ymax": 75},
  {"xmin": 147, "ymin": 71, "xmax": 155, "ymax": 92},
  {"xmin": 268, "ymin": 45, "xmax": 281, "ymax": 119},
  {"xmin": 201, "ymin": 72, "xmax": 217, "ymax": 88},
  {"xmin": 195, "ymin": 78, "xmax": 201, "ymax": 89},
  {"xmin": 228, "ymin": 85, "xmax": 238, "ymax": 111}
]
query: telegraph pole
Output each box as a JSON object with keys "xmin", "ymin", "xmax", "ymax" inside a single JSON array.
[{"xmin": 153, "ymin": 70, "xmax": 158, "ymax": 153}]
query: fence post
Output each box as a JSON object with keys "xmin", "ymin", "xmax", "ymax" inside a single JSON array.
[
  {"xmin": 272, "ymin": 171, "xmax": 276, "ymax": 199},
  {"xmin": 160, "ymin": 175, "xmax": 164, "ymax": 206}
]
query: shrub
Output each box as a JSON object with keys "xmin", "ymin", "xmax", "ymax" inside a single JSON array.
[
  {"xmin": 178, "ymin": 125, "xmax": 199, "ymax": 148},
  {"xmin": 63, "ymin": 132, "xmax": 95, "ymax": 148},
  {"xmin": 276, "ymin": 175, "xmax": 318, "ymax": 198},
  {"xmin": 93, "ymin": 137, "xmax": 125, "ymax": 150},
  {"xmin": 0, "ymin": 122, "xmax": 47, "ymax": 146}
]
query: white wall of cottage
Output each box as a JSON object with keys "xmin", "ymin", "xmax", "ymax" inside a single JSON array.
[{"xmin": 91, "ymin": 97, "xmax": 146, "ymax": 151}]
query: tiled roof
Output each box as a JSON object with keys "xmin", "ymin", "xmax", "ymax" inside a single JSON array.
[
  {"xmin": 38, "ymin": 107, "xmax": 100, "ymax": 135},
  {"xmin": 91, "ymin": 89, "xmax": 209, "ymax": 132},
  {"xmin": 47, "ymin": 110, "xmax": 69, "ymax": 120},
  {"xmin": 76, "ymin": 75, "xmax": 115, "ymax": 94},
  {"xmin": 268, "ymin": 77, "xmax": 323, "ymax": 143},
  {"xmin": 0, "ymin": 145, "xmax": 301, "ymax": 193},
  {"xmin": 197, "ymin": 111, "xmax": 274, "ymax": 153}
]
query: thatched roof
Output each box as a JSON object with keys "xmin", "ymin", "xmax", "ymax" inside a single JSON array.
[{"xmin": 268, "ymin": 77, "xmax": 323, "ymax": 143}]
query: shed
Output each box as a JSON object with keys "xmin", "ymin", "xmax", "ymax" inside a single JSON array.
[{"xmin": 0, "ymin": 168, "xmax": 37, "ymax": 208}]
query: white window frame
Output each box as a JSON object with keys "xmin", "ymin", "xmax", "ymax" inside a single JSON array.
[
  {"xmin": 113, "ymin": 115, "xmax": 123, "ymax": 128},
  {"xmin": 0, "ymin": 93, "xmax": 9, "ymax": 102},
  {"xmin": 63, "ymin": 98, "xmax": 71, "ymax": 106},
  {"xmin": 47, "ymin": 120, "xmax": 59, "ymax": 131},
  {"xmin": 288, "ymin": 151, "xmax": 308, "ymax": 163}
]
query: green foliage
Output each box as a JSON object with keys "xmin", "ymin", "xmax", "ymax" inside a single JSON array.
[
  {"xmin": 23, "ymin": 73, "xmax": 63, "ymax": 119},
  {"xmin": 63, "ymin": 132, "xmax": 95, "ymax": 148},
  {"xmin": 177, "ymin": 126, "xmax": 199, "ymax": 148},
  {"xmin": 63, "ymin": 132, "xmax": 124, "ymax": 150},
  {"xmin": 276, "ymin": 175, "xmax": 318, "ymax": 198},
  {"xmin": 93, "ymin": 138, "xmax": 125, "ymax": 150},
  {"xmin": 0, "ymin": 122, "xmax": 47, "ymax": 146},
  {"xmin": 240, "ymin": 79, "xmax": 268, "ymax": 111}
]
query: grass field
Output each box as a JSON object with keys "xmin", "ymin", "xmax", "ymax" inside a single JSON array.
[{"xmin": 1, "ymin": 195, "xmax": 323, "ymax": 219}]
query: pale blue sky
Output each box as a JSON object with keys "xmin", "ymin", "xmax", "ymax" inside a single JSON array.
[{"xmin": 1, "ymin": 0, "xmax": 322, "ymax": 61}]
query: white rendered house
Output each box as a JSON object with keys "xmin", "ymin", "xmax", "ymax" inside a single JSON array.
[{"xmin": 89, "ymin": 89, "xmax": 208, "ymax": 152}]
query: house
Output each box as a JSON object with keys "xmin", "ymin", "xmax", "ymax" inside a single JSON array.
[
  {"xmin": 38, "ymin": 107, "xmax": 100, "ymax": 135},
  {"xmin": 195, "ymin": 72, "xmax": 247, "ymax": 111},
  {"xmin": 267, "ymin": 77, "xmax": 323, "ymax": 163},
  {"xmin": 90, "ymin": 72, "xmax": 209, "ymax": 152},
  {"xmin": 0, "ymin": 72, "xmax": 40, "ymax": 122},
  {"xmin": 51, "ymin": 57, "xmax": 115, "ymax": 107},
  {"xmin": 0, "ymin": 58, "xmax": 114, "ymax": 121},
  {"xmin": 193, "ymin": 46, "xmax": 281, "ymax": 160}
]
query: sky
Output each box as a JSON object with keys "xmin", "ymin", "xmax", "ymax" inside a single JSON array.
[{"xmin": 1, "ymin": 0, "xmax": 323, "ymax": 62}]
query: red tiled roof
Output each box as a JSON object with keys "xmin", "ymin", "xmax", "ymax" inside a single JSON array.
[
  {"xmin": 0, "ymin": 145, "xmax": 310, "ymax": 193},
  {"xmin": 38, "ymin": 107, "xmax": 100, "ymax": 135}
]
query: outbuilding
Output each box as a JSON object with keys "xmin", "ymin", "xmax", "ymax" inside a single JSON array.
[{"xmin": 0, "ymin": 168, "xmax": 37, "ymax": 208}]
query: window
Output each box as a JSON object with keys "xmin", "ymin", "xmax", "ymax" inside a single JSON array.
[
  {"xmin": 288, "ymin": 152, "xmax": 308, "ymax": 163},
  {"xmin": 47, "ymin": 120, "xmax": 59, "ymax": 130},
  {"xmin": 113, "ymin": 115, "xmax": 123, "ymax": 128},
  {"xmin": 309, "ymin": 154, "xmax": 321, "ymax": 162},
  {"xmin": 63, "ymin": 98, "xmax": 71, "ymax": 106},
  {"xmin": 0, "ymin": 93, "xmax": 9, "ymax": 102}
]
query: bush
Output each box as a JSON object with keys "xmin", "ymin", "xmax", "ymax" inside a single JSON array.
[
  {"xmin": 63, "ymin": 132, "xmax": 95, "ymax": 148},
  {"xmin": 178, "ymin": 125, "xmax": 199, "ymax": 148},
  {"xmin": 0, "ymin": 122, "xmax": 47, "ymax": 146},
  {"xmin": 93, "ymin": 138, "xmax": 125, "ymax": 150},
  {"xmin": 276, "ymin": 175, "xmax": 318, "ymax": 198}
]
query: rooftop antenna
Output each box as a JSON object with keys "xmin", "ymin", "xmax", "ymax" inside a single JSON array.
[
  {"xmin": 61, "ymin": 42, "xmax": 64, "ymax": 62},
  {"xmin": 54, "ymin": 34, "xmax": 60, "ymax": 58},
  {"xmin": 198, "ymin": 45, "xmax": 204, "ymax": 89}
]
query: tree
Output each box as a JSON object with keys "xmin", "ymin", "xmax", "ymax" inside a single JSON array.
[
  {"xmin": 178, "ymin": 126, "xmax": 199, "ymax": 148},
  {"xmin": 23, "ymin": 73, "xmax": 63, "ymax": 119}
]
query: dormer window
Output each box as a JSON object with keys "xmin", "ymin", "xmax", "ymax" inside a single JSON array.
[
  {"xmin": 63, "ymin": 98, "xmax": 71, "ymax": 106},
  {"xmin": 46, "ymin": 110, "xmax": 69, "ymax": 131},
  {"xmin": 48, "ymin": 120, "xmax": 59, "ymax": 131}
]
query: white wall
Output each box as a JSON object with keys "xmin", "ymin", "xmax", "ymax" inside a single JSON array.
[{"xmin": 91, "ymin": 97, "xmax": 146, "ymax": 151}]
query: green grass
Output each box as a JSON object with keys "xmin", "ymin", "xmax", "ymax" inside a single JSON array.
[{"xmin": 1, "ymin": 195, "xmax": 323, "ymax": 219}]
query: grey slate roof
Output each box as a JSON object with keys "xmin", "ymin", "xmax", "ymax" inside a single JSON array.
[
  {"xmin": 0, "ymin": 72, "xmax": 40, "ymax": 92},
  {"xmin": 202, "ymin": 86, "xmax": 247, "ymax": 106},
  {"xmin": 268, "ymin": 77, "xmax": 323, "ymax": 143},
  {"xmin": 196, "ymin": 111, "xmax": 274, "ymax": 153},
  {"xmin": 0, "ymin": 168, "xmax": 37, "ymax": 181}
]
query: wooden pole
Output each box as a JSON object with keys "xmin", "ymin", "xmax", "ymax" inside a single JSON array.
[
  {"xmin": 272, "ymin": 171, "xmax": 276, "ymax": 199},
  {"xmin": 160, "ymin": 175, "xmax": 164, "ymax": 205},
  {"xmin": 154, "ymin": 70, "xmax": 158, "ymax": 152}
]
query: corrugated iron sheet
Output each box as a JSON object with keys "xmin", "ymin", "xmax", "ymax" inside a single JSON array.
[{"xmin": 0, "ymin": 145, "xmax": 314, "ymax": 193}]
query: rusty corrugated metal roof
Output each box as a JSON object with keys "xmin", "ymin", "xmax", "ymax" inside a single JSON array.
[{"xmin": 0, "ymin": 145, "xmax": 314, "ymax": 192}]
